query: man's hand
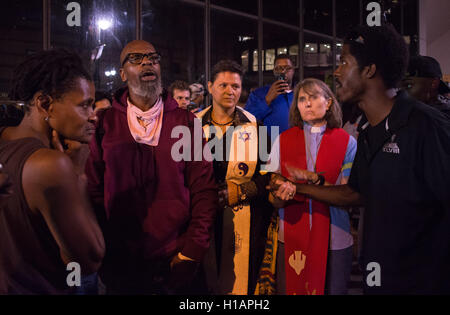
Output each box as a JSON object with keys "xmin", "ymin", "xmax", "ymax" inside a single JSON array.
[
  {"xmin": 265, "ymin": 80, "xmax": 290, "ymax": 105},
  {"xmin": 285, "ymin": 165, "xmax": 319, "ymax": 184},
  {"xmin": 51, "ymin": 130, "xmax": 90, "ymax": 176},
  {"xmin": 218, "ymin": 181, "xmax": 243, "ymax": 208},
  {"xmin": 167, "ymin": 253, "xmax": 199, "ymax": 292}
]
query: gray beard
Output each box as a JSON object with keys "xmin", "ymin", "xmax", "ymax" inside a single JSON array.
[{"xmin": 129, "ymin": 78, "xmax": 163, "ymax": 99}]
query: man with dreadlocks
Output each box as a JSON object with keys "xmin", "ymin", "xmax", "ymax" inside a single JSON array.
[{"xmin": 0, "ymin": 49, "xmax": 105, "ymax": 294}]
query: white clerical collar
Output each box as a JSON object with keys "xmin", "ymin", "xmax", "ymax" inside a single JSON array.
[{"xmin": 305, "ymin": 122, "xmax": 326, "ymax": 134}]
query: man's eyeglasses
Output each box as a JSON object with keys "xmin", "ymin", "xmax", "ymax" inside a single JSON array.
[
  {"xmin": 122, "ymin": 52, "xmax": 162, "ymax": 66},
  {"xmin": 274, "ymin": 65, "xmax": 293, "ymax": 72}
]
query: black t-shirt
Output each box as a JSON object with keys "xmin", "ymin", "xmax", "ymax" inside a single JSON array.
[
  {"xmin": 366, "ymin": 117, "xmax": 388, "ymax": 157},
  {"xmin": 348, "ymin": 91, "xmax": 450, "ymax": 294}
]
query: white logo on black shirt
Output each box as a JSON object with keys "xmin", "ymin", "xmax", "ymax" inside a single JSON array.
[{"xmin": 382, "ymin": 135, "xmax": 400, "ymax": 154}]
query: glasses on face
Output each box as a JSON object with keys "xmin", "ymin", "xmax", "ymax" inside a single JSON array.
[
  {"xmin": 274, "ymin": 65, "xmax": 293, "ymax": 73},
  {"xmin": 122, "ymin": 52, "xmax": 162, "ymax": 67}
]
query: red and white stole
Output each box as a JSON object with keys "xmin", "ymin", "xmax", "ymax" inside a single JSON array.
[{"xmin": 280, "ymin": 126, "xmax": 349, "ymax": 295}]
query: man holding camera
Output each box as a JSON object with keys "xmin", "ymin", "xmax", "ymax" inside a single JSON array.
[{"xmin": 245, "ymin": 54, "xmax": 295, "ymax": 135}]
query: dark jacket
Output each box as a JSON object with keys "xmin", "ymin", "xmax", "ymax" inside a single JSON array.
[
  {"xmin": 85, "ymin": 88, "xmax": 218, "ymax": 289},
  {"xmin": 349, "ymin": 91, "xmax": 450, "ymax": 294}
]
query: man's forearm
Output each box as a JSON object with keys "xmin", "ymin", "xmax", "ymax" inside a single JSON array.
[{"xmin": 295, "ymin": 183, "xmax": 364, "ymax": 207}]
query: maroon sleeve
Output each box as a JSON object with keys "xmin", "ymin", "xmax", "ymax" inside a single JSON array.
[{"xmin": 181, "ymin": 115, "xmax": 219, "ymax": 261}]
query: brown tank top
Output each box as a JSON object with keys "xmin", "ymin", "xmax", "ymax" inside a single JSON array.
[{"xmin": 0, "ymin": 128, "xmax": 70, "ymax": 294}]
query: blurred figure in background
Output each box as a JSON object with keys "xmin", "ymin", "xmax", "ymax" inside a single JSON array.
[
  {"xmin": 169, "ymin": 80, "xmax": 191, "ymax": 110},
  {"xmin": 402, "ymin": 55, "xmax": 450, "ymax": 117},
  {"xmin": 190, "ymin": 83, "xmax": 206, "ymax": 109},
  {"xmin": 0, "ymin": 101, "xmax": 25, "ymax": 127},
  {"xmin": 94, "ymin": 91, "xmax": 112, "ymax": 116},
  {"xmin": 245, "ymin": 54, "xmax": 295, "ymax": 135}
]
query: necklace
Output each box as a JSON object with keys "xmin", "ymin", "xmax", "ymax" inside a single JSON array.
[{"xmin": 211, "ymin": 109, "xmax": 236, "ymax": 126}]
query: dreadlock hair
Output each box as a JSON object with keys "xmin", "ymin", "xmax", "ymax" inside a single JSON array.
[
  {"xmin": 9, "ymin": 48, "xmax": 92, "ymax": 112},
  {"xmin": 344, "ymin": 24, "xmax": 408, "ymax": 89}
]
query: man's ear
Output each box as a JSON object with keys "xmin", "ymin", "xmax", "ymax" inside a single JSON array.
[
  {"xmin": 120, "ymin": 68, "xmax": 127, "ymax": 83},
  {"xmin": 207, "ymin": 81, "xmax": 213, "ymax": 94},
  {"xmin": 431, "ymin": 78, "xmax": 440, "ymax": 90},
  {"xmin": 363, "ymin": 64, "xmax": 377, "ymax": 79},
  {"xmin": 33, "ymin": 92, "xmax": 53, "ymax": 116}
]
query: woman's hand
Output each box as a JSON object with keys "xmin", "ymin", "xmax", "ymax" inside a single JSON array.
[
  {"xmin": 273, "ymin": 180, "xmax": 296, "ymax": 201},
  {"xmin": 267, "ymin": 173, "xmax": 296, "ymax": 201},
  {"xmin": 51, "ymin": 130, "xmax": 90, "ymax": 176}
]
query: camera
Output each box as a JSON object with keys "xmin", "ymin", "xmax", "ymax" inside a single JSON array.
[{"xmin": 276, "ymin": 73, "xmax": 286, "ymax": 81}]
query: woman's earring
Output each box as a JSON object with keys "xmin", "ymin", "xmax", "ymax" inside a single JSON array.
[{"xmin": 44, "ymin": 117, "xmax": 49, "ymax": 122}]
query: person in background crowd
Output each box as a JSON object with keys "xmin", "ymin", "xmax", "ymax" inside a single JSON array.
[
  {"xmin": 0, "ymin": 101, "xmax": 24, "ymax": 127},
  {"xmin": 0, "ymin": 49, "xmax": 105, "ymax": 294},
  {"xmin": 245, "ymin": 54, "xmax": 295, "ymax": 135},
  {"xmin": 86, "ymin": 40, "xmax": 218, "ymax": 294},
  {"xmin": 401, "ymin": 55, "xmax": 450, "ymax": 117},
  {"xmin": 94, "ymin": 91, "xmax": 112, "ymax": 116},
  {"xmin": 237, "ymin": 87, "xmax": 250, "ymax": 109},
  {"xmin": 272, "ymin": 25, "xmax": 450, "ymax": 294},
  {"xmin": 196, "ymin": 60, "xmax": 273, "ymax": 295},
  {"xmin": 258, "ymin": 78, "xmax": 356, "ymax": 295},
  {"xmin": 169, "ymin": 80, "xmax": 191, "ymax": 110},
  {"xmin": 190, "ymin": 83, "xmax": 206, "ymax": 109}
]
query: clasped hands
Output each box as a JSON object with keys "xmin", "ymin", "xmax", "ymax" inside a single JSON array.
[{"xmin": 267, "ymin": 166, "xmax": 322, "ymax": 201}]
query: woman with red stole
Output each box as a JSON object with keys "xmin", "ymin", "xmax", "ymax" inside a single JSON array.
[{"xmin": 256, "ymin": 78, "xmax": 357, "ymax": 295}]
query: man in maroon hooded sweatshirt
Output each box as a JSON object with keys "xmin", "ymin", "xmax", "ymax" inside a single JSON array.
[{"xmin": 85, "ymin": 40, "xmax": 218, "ymax": 294}]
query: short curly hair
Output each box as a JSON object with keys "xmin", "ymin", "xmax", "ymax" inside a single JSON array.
[
  {"xmin": 210, "ymin": 60, "xmax": 243, "ymax": 83},
  {"xmin": 9, "ymin": 49, "xmax": 92, "ymax": 112},
  {"xmin": 168, "ymin": 80, "xmax": 191, "ymax": 97},
  {"xmin": 344, "ymin": 24, "xmax": 408, "ymax": 89}
]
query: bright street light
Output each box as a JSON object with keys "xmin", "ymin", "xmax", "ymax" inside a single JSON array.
[{"xmin": 97, "ymin": 19, "xmax": 112, "ymax": 30}]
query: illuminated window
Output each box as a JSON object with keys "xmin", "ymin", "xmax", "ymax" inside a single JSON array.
[{"xmin": 265, "ymin": 49, "xmax": 275, "ymax": 71}]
